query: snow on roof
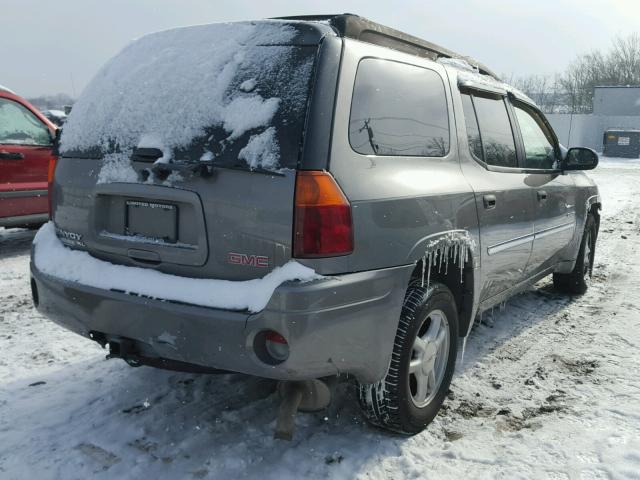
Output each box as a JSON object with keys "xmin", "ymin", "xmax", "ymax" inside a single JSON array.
[
  {"xmin": 33, "ymin": 222, "xmax": 320, "ymax": 313},
  {"xmin": 0, "ymin": 84, "xmax": 16, "ymax": 95},
  {"xmin": 437, "ymin": 57, "xmax": 536, "ymax": 106},
  {"xmin": 60, "ymin": 21, "xmax": 306, "ymax": 170}
]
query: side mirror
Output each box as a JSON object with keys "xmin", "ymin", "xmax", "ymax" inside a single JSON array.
[
  {"xmin": 563, "ymin": 147, "xmax": 598, "ymax": 171},
  {"xmin": 52, "ymin": 128, "xmax": 62, "ymax": 156}
]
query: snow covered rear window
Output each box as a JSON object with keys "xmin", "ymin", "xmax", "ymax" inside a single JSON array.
[{"xmin": 59, "ymin": 22, "xmax": 319, "ymax": 171}]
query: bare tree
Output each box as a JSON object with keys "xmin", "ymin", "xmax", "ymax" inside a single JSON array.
[{"xmin": 508, "ymin": 33, "xmax": 640, "ymax": 113}]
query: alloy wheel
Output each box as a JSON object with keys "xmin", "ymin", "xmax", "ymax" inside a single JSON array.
[{"xmin": 409, "ymin": 309, "xmax": 450, "ymax": 408}]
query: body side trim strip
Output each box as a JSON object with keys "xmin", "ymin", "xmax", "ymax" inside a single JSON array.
[
  {"xmin": 0, "ymin": 189, "xmax": 48, "ymax": 199},
  {"xmin": 487, "ymin": 232, "xmax": 534, "ymax": 256},
  {"xmin": 487, "ymin": 220, "xmax": 576, "ymax": 256},
  {"xmin": 533, "ymin": 222, "xmax": 575, "ymax": 240}
]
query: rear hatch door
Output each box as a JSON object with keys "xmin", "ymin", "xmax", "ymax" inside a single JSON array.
[{"xmin": 54, "ymin": 21, "xmax": 330, "ymax": 280}]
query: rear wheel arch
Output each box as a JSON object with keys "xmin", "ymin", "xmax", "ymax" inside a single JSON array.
[{"xmin": 408, "ymin": 245, "xmax": 475, "ymax": 338}]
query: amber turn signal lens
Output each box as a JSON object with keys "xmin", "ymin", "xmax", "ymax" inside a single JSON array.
[{"xmin": 293, "ymin": 171, "xmax": 353, "ymax": 258}]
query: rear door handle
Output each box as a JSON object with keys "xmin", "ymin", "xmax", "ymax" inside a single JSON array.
[
  {"xmin": 537, "ymin": 190, "xmax": 548, "ymax": 202},
  {"xmin": 483, "ymin": 194, "xmax": 497, "ymax": 209},
  {"xmin": 0, "ymin": 151, "xmax": 24, "ymax": 160}
]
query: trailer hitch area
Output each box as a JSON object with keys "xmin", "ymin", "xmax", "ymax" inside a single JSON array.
[
  {"xmin": 274, "ymin": 379, "xmax": 332, "ymax": 441},
  {"xmin": 106, "ymin": 339, "xmax": 143, "ymax": 367},
  {"xmin": 88, "ymin": 331, "xmax": 107, "ymax": 348}
]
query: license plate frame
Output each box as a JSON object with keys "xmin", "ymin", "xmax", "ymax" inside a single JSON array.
[{"xmin": 125, "ymin": 200, "xmax": 178, "ymax": 243}]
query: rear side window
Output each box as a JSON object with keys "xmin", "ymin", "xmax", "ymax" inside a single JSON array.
[
  {"xmin": 513, "ymin": 104, "xmax": 558, "ymax": 169},
  {"xmin": 461, "ymin": 93, "xmax": 517, "ymax": 168},
  {"xmin": 472, "ymin": 95, "xmax": 517, "ymax": 168},
  {"xmin": 0, "ymin": 98, "xmax": 51, "ymax": 146},
  {"xmin": 349, "ymin": 59, "xmax": 449, "ymax": 157},
  {"xmin": 461, "ymin": 94, "xmax": 483, "ymax": 160}
]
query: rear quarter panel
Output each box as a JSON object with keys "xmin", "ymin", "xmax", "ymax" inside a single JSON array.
[{"xmin": 308, "ymin": 39, "xmax": 480, "ymax": 275}]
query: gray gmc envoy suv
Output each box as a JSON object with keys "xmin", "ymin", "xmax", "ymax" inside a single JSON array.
[{"xmin": 30, "ymin": 14, "xmax": 600, "ymax": 434}]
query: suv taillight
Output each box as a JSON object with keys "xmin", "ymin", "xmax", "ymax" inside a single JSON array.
[
  {"xmin": 47, "ymin": 156, "xmax": 57, "ymax": 220},
  {"xmin": 293, "ymin": 171, "xmax": 353, "ymax": 258}
]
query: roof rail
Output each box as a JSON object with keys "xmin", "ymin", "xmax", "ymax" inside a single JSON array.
[{"xmin": 274, "ymin": 14, "xmax": 499, "ymax": 79}]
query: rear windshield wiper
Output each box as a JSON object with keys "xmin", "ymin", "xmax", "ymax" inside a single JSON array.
[
  {"xmin": 132, "ymin": 147, "xmax": 165, "ymax": 162},
  {"xmin": 151, "ymin": 160, "xmax": 286, "ymax": 178},
  {"xmin": 220, "ymin": 163, "xmax": 287, "ymax": 176},
  {"xmin": 132, "ymin": 148, "xmax": 214, "ymax": 177},
  {"xmin": 151, "ymin": 160, "xmax": 215, "ymax": 178}
]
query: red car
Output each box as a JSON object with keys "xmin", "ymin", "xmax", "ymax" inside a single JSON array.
[{"xmin": 0, "ymin": 85, "xmax": 57, "ymax": 228}]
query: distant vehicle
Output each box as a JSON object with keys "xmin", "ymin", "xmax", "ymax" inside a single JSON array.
[
  {"xmin": 31, "ymin": 15, "xmax": 600, "ymax": 435},
  {"xmin": 42, "ymin": 109, "xmax": 68, "ymax": 127},
  {"xmin": 0, "ymin": 85, "xmax": 58, "ymax": 228}
]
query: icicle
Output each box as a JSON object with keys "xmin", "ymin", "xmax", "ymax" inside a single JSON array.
[
  {"xmin": 419, "ymin": 231, "xmax": 477, "ymax": 290},
  {"xmin": 444, "ymin": 246, "xmax": 449, "ymax": 274},
  {"xmin": 461, "ymin": 335, "xmax": 468, "ymax": 364}
]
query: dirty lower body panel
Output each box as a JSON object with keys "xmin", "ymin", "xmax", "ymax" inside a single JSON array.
[{"xmin": 30, "ymin": 261, "xmax": 413, "ymax": 383}]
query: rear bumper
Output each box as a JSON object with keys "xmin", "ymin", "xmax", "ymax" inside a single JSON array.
[
  {"xmin": 0, "ymin": 213, "xmax": 48, "ymax": 228},
  {"xmin": 30, "ymin": 260, "xmax": 413, "ymax": 383}
]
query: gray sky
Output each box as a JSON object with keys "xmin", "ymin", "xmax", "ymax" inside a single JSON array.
[{"xmin": 2, "ymin": 0, "xmax": 639, "ymax": 97}]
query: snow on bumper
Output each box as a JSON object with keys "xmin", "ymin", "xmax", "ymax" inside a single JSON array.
[
  {"xmin": 30, "ymin": 224, "xmax": 414, "ymax": 382},
  {"xmin": 33, "ymin": 222, "xmax": 319, "ymax": 313}
]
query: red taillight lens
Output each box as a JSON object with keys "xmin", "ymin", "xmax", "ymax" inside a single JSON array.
[
  {"xmin": 264, "ymin": 330, "xmax": 289, "ymax": 363},
  {"xmin": 47, "ymin": 156, "xmax": 57, "ymax": 220},
  {"xmin": 293, "ymin": 171, "xmax": 353, "ymax": 258},
  {"xmin": 265, "ymin": 331, "xmax": 287, "ymax": 344}
]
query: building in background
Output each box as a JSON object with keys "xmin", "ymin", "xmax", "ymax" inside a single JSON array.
[{"xmin": 547, "ymin": 86, "xmax": 640, "ymax": 156}]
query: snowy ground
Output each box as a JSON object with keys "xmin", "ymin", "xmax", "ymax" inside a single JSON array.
[{"xmin": 1, "ymin": 158, "xmax": 639, "ymax": 479}]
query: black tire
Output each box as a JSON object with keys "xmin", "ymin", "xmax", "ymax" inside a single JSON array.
[
  {"xmin": 553, "ymin": 214, "xmax": 597, "ymax": 294},
  {"xmin": 358, "ymin": 282, "xmax": 458, "ymax": 435}
]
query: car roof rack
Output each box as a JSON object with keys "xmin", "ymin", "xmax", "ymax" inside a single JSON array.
[{"xmin": 274, "ymin": 13, "xmax": 499, "ymax": 79}]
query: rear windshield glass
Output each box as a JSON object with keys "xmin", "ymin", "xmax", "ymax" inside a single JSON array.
[{"xmin": 60, "ymin": 22, "xmax": 317, "ymax": 171}]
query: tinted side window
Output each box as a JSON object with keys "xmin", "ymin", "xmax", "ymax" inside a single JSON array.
[
  {"xmin": 514, "ymin": 104, "xmax": 558, "ymax": 169},
  {"xmin": 349, "ymin": 59, "xmax": 449, "ymax": 157},
  {"xmin": 461, "ymin": 94, "xmax": 483, "ymax": 160},
  {"xmin": 472, "ymin": 95, "xmax": 517, "ymax": 168},
  {"xmin": 0, "ymin": 98, "xmax": 51, "ymax": 146}
]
